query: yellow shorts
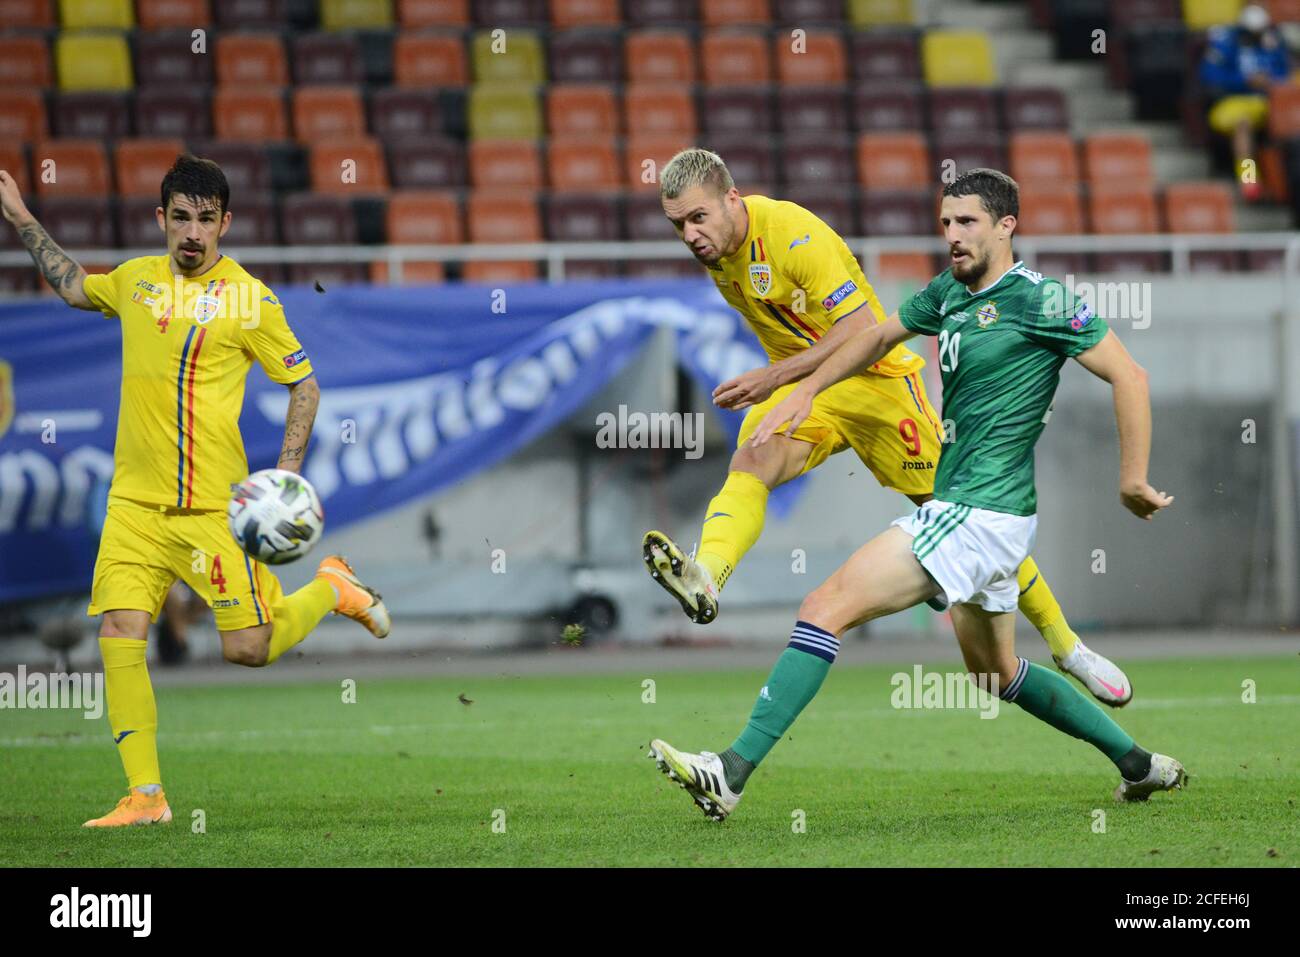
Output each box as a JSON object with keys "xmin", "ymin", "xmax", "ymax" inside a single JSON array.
[
  {"xmin": 737, "ymin": 371, "xmax": 945, "ymax": 496},
  {"xmin": 1208, "ymin": 95, "xmax": 1269, "ymax": 135},
  {"xmin": 87, "ymin": 496, "xmax": 283, "ymax": 631}
]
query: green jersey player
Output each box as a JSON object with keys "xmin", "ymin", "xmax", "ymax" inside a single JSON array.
[{"xmin": 649, "ymin": 169, "xmax": 1186, "ymax": 821}]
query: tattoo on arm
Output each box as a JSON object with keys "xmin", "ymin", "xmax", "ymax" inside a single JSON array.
[
  {"xmin": 277, "ymin": 379, "xmax": 319, "ymax": 472},
  {"xmin": 17, "ymin": 220, "xmax": 86, "ymax": 302}
]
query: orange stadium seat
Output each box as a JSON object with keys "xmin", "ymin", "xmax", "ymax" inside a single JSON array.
[
  {"xmin": 1016, "ymin": 186, "xmax": 1084, "ymax": 234},
  {"xmin": 33, "ymin": 140, "xmax": 110, "ymax": 197},
  {"xmin": 0, "ymin": 0, "xmax": 55, "ymax": 28},
  {"xmin": 0, "ymin": 91, "xmax": 48, "ymax": 144},
  {"xmin": 215, "ymin": 34, "xmax": 288, "ymax": 87},
  {"xmin": 309, "ymin": 138, "xmax": 390, "ymax": 193},
  {"xmin": 1009, "ymin": 132, "xmax": 1080, "ymax": 187},
  {"xmin": 1162, "ymin": 182, "xmax": 1235, "ymax": 232},
  {"xmin": 547, "ymin": 85, "xmax": 620, "ymax": 137},
  {"xmin": 701, "ymin": 0, "xmax": 770, "ymax": 25},
  {"xmin": 551, "ymin": 0, "xmax": 620, "ymax": 27},
  {"xmin": 371, "ymin": 190, "xmax": 464, "ymax": 284},
  {"xmin": 466, "ymin": 190, "xmax": 541, "ymax": 282},
  {"xmin": 293, "ymin": 86, "xmax": 368, "ymax": 142},
  {"xmin": 114, "ymin": 138, "xmax": 184, "ymax": 198},
  {"xmin": 136, "ymin": 0, "xmax": 210, "ymax": 29},
  {"xmin": 625, "ymin": 85, "xmax": 696, "ymax": 135},
  {"xmin": 856, "ymin": 132, "xmax": 930, "ymax": 190},
  {"xmin": 701, "ymin": 31, "xmax": 771, "ymax": 85},
  {"xmin": 1263, "ymin": 0, "xmax": 1300, "ymax": 20},
  {"xmin": 394, "ymin": 34, "xmax": 468, "ymax": 86},
  {"xmin": 774, "ymin": 30, "xmax": 847, "ymax": 85},
  {"xmin": 877, "ymin": 253, "xmax": 937, "ymax": 282},
  {"xmin": 547, "ymin": 139, "xmax": 621, "ymax": 191},
  {"xmin": 1088, "ymin": 187, "xmax": 1161, "ymax": 233},
  {"xmin": 0, "ymin": 146, "xmax": 32, "ymax": 196},
  {"xmin": 469, "ymin": 140, "xmax": 544, "ymax": 189},
  {"xmin": 0, "ymin": 37, "xmax": 53, "ymax": 88},
  {"xmin": 462, "ymin": 260, "xmax": 539, "ymax": 282},
  {"xmin": 626, "ymin": 31, "xmax": 696, "ymax": 84},
  {"xmin": 1268, "ymin": 84, "xmax": 1300, "ymax": 138},
  {"xmin": 213, "ymin": 87, "xmax": 289, "ymax": 141},
  {"xmin": 397, "ymin": 0, "xmax": 468, "ymax": 26},
  {"xmin": 1082, "ymin": 132, "xmax": 1153, "ymax": 186},
  {"xmin": 625, "ymin": 133, "xmax": 692, "ymax": 191}
]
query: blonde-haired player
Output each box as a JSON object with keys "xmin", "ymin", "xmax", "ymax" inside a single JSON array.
[{"xmin": 643, "ymin": 148, "xmax": 1130, "ymax": 707}]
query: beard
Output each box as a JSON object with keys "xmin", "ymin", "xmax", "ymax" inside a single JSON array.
[{"xmin": 949, "ymin": 248, "xmax": 989, "ymax": 286}]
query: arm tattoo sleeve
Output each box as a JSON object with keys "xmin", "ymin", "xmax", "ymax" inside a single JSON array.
[
  {"xmin": 277, "ymin": 379, "xmax": 319, "ymax": 473},
  {"xmin": 17, "ymin": 220, "xmax": 84, "ymax": 299}
]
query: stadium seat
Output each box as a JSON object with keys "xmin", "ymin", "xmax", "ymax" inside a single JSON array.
[
  {"xmin": 0, "ymin": 145, "xmax": 31, "ymax": 197},
  {"xmin": 549, "ymin": 31, "xmax": 621, "ymax": 83},
  {"xmin": 701, "ymin": 0, "xmax": 770, "ymax": 25},
  {"xmin": 548, "ymin": 85, "xmax": 620, "ymax": 137},
  {"xmin": 932, "ymin": 133, "xmax": 1006, "ymax": 175},
  {"xmin": 852, "ymin": 82, "xmax": 925, "ymax": 131},
  {"xmin": 281, "ymin": 193, "xmax": 358, "ymax": 244},
  {"xmin": 469, "ymin": 140, "xmax": 543, "ymax": 189},
  {"xmin": 216, "ymin": 34, "xmax": 289, "ymax": 87},
  {"xmin": 116, "ymin": 196, "xmax": 167, "ymax": 247},
  {"xmin": 50, "ymin": 92, "xmax": 129, "ymax": 139},
  {"xmin": 848, "ymin": 0, "xmax": 915, "ymax": 26},
  {"xmin": 920, "ymin": 31, "xmax": 997, "ymax": 87},
  {"xmin": 396, "ymin": 0, "xmax": 469, "ymax": 26},
  {"xmin": 1108, "ymin": 0, "xmax": 1180, "ymax": 27},
  {"xmin": 1181, "ymin": 0, "xmax": 1243, "ymax": 30},
  {"xmin": 56, "ymin": 33, "xmax": 133, "ymax": 91},
  {"xmin": 58, "ymin": 0, "xmax": 133, "ymax": 28},
  {"xmin": 309, "ymin": 139, "xmax": 390, "ymax": 193},
  {"xmin": 625, "ymin": 31, "xmax": 695, "ymax": 84},
  {"xmin": 468, "ymin": 86, "xmax": 542, "ymax": 140},
  {"xmin": 211, "ymin": 0, "xmax": 290, "ymax": 28},
  {"xmin": 135, "ymin": 32, "xmax": 214, "ymax": 86},
  {"xmin": 625, "ymin": 133, "xmax": 692, "ymax": 191},
  {"xmin": 547, "ymin": 139, "xmax": 621, "ymax": 192},
  {"xmin": 624, "ymin": 85, "xmax": 695, "ymax": 135},
  {"xmin": 777, "ymin": 87, "xmax": 849, "ymax": 134},
  {"xmin": 37, "ymin": 197, "xmax": 116, "ymax": 246},
  {"xmin": 1082, "ymin": 132, "xmax": 1154, "ymax": 186},
  {"xmin": 1009, "ymin": 132, "xmax": 1081, "ymax": 187},
  {"xmin": 293, "ymin": 86, "xmax": 369, "ymax": 142},
  {"xmin": 551, "ymin": 0, "xmax": 620, "ymax": 27},
  {"xmin": 625, "ymin": 192, "xmax": 672, "ymax": 239},
  {"xmin": 219, "ymin": 192, "xmax": 280, "ymax": 245},
  {"xmin": 0, "ymin": 91, "xmax": 48, "ymax": 144},
  {"xmin": 1002, "ymin": 87, "xmax": 1070, "ymax": 130},
  {"xmin": 856, "ymin": 132, "xmax": 930, "ymax": 190},
  {"xmin": 859, "ymin": 189, "xmax": 932, "ymax": 235},
  {"xmin": 471, "ymin": 0, "xmax": 547, "ymax": 26},
  {"xmin": 700, "ymin": 87, "xmax": 775, "ymax": 133},
  {"xmin": 373, "ymin": 190, "xmax": 462, "ymax": 283},
  {"xmin": 114, "ymin": 139, "xmax": 185, "ymax": 198},
  {"xmin": 782, "ymin": 186, "xmax": 856, "ymax": 236},
  {"xmin": 394, "ymin": 34, "xmax": 468, "ymax": 86},
  {"xmin": 1088, "ymin": 187, "xmax": 1161, "ymax": 233},
  {"xmin": 876, "ymin": 253, "xmax": 936, "ymax": 282},
  {"xmin": 701, "ymin": 31, "xmax": 771, "ymax": 85},
  {"xmin": 1263, "ymin": 0, "xmax": 1300, "ymax": 21},
  {"xmin": 774, "ymin": 0, "xmax": 846, "ymax": 24},
  {"xmin": 371, "ymin": 259, "xmax": 449, "ymax": 284},
  {"xmin": 136, "ymin": 0, "xmax": 210, "ymax": 28},
  {"xmin": 370, "ymin": 88, "xmax": 443, "ymax": 140},
  {"xmin": 466, "ymin": 190, "xmax": 542, "ymax": 281},
  {"xmin": 0, "ymin": 0, "xmax": 54, "ymax": 28},
  {"xmin": 624, "ymin": 0, "xmax": 695, "ymax": 27},
  {"xmin": 386, "ymin": 138, "xmax": 466, "ymax": 187},
  {"xmin": 707, "ymin": 137, "xmax": 776, "ymax": 193},
  {"xmin": 1163, "ymin": 182, "xmax": 1235, "ymax": 232},
  {"xmin": 781, "ymin": 136, "xmax": 855, "ymax": 187},
  {"xmin": 1268, "ymin": 85, "xmax": 1300, "ymax": 139},
  {"xmin": 774, "ymin": 30, "xmax": 847, "ymax": 86},
  {"xmin": 192, "ymin": 142, "xmax": 272, "ymax": 191},
  {"xmin": 1016, "ymin": 186, "xmax": 1084, "ymax": 234},
  {"xmin": 928, "ymin": 88, "xmax": 1000, "ymax": 134},
  {"xmin": 214, "ymin": 87, "xmax": 290, "ymax": 141},
  {"xmin": 849, "ymin": 31, "xmax": 922, "ymax": 83},
  {"xmin": 462, "ymin": 260, "xmax": 540, "ymax": 282},
  {"xmin": 293, "ymin": 34, "xmax": 364, "ymax": 85},
  {"xmin": 320, "ymin": 0, "xmax": 393, "ymax": 29},
  {"xmin": 33, "ymin": 140, "xmax": 110, "ymax": 197},
  {"xmin": 471, "ymin": 29, "xmax": 547, "ymax": 84},
  {"xmin": 134, "ymin": 88, "xmax": 211, "ymax": 139},
  {"xmin": 1122, "ymin": 22, "xmax": 1189, "ymax": 122},
  {"xmin": 545, "ymin": 192, "xmax": 623, "ymax": 240},
  {"xmin": 0, "ymin": 37, "xmax": 52, "ymax": 88},
  {"xmin": 1031, "ymin": 252, "xmax": 1093, "ymax": 277}
]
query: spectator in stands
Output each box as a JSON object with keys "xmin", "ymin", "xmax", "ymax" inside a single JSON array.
[{"xmin": 1200, "ymin": 4, "xmax": 1293, "ymax": 201}]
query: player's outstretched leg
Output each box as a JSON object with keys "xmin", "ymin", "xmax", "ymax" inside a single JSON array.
[
  {"xmin": 1016, "ymin": 556, "xmax": 1132, "ymax": 706},
  {"xmin": 948, "ymin": 602, "xmax": 1185, "ymax": 802}
]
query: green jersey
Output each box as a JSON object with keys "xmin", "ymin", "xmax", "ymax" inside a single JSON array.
[{"xmin": 898, "ymin": 261, "xmax": 1108, "ymax": 515}]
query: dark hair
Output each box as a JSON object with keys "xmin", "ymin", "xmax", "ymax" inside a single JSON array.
[
  {"xmin": 160, "ymin": 154, "xmax": 230, "ymax": 215},
  {"xmin": 942, "ymin": 168, "xmax": 1019, "ymax": 228}
]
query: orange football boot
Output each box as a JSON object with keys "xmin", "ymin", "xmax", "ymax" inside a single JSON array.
[
  {"xmin": 315, "ymin": 555, "xmax": 391, "ymax": 639},
  {"xmin": 83, "ymin": 789, "xmax": 173, "ymax": 828}
]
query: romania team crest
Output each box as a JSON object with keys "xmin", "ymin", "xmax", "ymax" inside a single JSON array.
[
  {"xmin": 977, "ymin": 301, "xmax": 999, "ymax": 328},
  {"xmin": 0, "ymin": 359, "xmax": 13, "ymax": 440},
  {"xmin": 191, "ymin": 294, "xmax": 222, "ymax": 325},
  {"xmin": 748, "ymin": 262, "xmax": 772, "ymax": 296}
]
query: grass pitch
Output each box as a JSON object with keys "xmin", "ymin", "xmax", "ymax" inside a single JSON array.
[{"xmin": 2, "ymin": 655, "xmax": 1296, "ymax": 867}]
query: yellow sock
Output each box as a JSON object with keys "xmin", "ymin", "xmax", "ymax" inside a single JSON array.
[
  {"xmin": 99, "ymin": 636, "xmax": 161, "ymax": 789},
  {"xmin": 1017, "ymin": 556, "xmax": 1079, "ymax": 659},
  {"xmin": 696, "ymin": 471, "xmax": 770, "ymax": 591},
  {"xmin": 265, "ymin": 579, "xmax": 337, "ymax": 665}
]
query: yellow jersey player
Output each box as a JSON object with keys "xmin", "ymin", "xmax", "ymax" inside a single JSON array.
[
  {"xmin": 643, "ymin": 148, "xmax": 1132, "ymax": 707},
  {"xmin": 0, "ymin": 155, "xmax": 389, "ymax": 827}
]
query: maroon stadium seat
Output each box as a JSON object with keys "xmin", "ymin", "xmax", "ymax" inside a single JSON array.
[
  {"xmin": 851, "ymin": 83, "xmax": 925, "ymax": 131},
  {"xmin": 625, "ymin": 192, "xmax": 672, "ymax": 240},
  {"xmin": 773, "ymin": 0, "xmax": 845, "ymax": 24},
  {"xmin": 135, "ymin": 32, "xmax": 215, "ymax": 87},
  {"xmin": 931, "ymin": 133, "xmax": 1007, "ymax": 177},
  {"xmin": 1106, "ymin": 0, "xmax": 1179, "ymax": 28},
  {"xmin": 386, "ymin": 138, "xmax": 467, "ymax": 189},
  {"xmin": 545, "ymin": 193, "xmax": 624, "ymax": 241},
  {"xmin": 280, "ymin": 193, "xmax": 358, "ymax": 245},
  {"xmin": 703, "ymin": 136, "xmax": 776, "ymax": 193},
  {"xmin": 1002, "ymin": 87, "xmax": 1070, "ymax": 130},
  {"xmin": 858, "ymin": 190, "xmax": 932, "ymax": 236},
  {"xmin": 292, "ymin": 33, "xmax": 364, "ymax": 85},
  {"xmin": 548, "ymin": 30, "xmax": 621, "ymax": 83},
  {"xmin": 50, "ymin": 93, "xmax": 130, "ymax": 140},
  {"xmin": 849, "ymin": 31, "xmax": 921, "ymax": 83},
  {"xmin": 117, "ymin": 197, "xmax": 166, "ymax": 248},
  {"xmin": 776, "ymin": 87, "xmax": 848, "ymax": 135},
  {"xmin": 190, "ymin": 142, "xmax": 272, "ymax": 193},
  {"xmin": 927, "ymin": 88, "xmax": 1001, "ymax": 135},
  {"xmin": 472, "ymin": 0, "xmax": 547, "ymax": 27},
  {"xmin": 134, "ymin": 88, "xmax": 212, "ymax": 139},
  {"xmin": 222, "ymin": 193, "xmax": 281, "ymax": 246},
  {"xmin": 782, "ymin": 186, "xmax": 857, "ymax": 237},
  {"xmin": 624, "ymin": 0, "xmax": 698, "ymax": 27},
  {"xmin": 370, "ymin": 88, "xmax": 443, "ymax": 141},
  {"xmin": 700, "ymin": 87, "xmax": 775, "ymax": 134},
  {"xmin": 39, "ymin": 197, "xmax": 117, "ymax": 248},
  {"xmin": 213, "ymin": 0, "xmax": 291, "ymax": 28},
  {"xmin": 781, "ymin": 135, "xmax": 855, "ymax": 188}
]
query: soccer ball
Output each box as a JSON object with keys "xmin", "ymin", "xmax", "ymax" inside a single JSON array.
[{"xmin": 228, "ymin": 468, "xmax": 324, "ymax": 565}]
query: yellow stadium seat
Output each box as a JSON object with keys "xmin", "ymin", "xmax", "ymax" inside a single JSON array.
[
  {"xmin": 471, "ymin": 30, "xmax": 546, "ymax": 85},
  {"xmin": 320, "ymin": 0, "xmax": 393, "ymax": 30},
  {"xmin": 848, "ymin": 0, "xmax": 914, "ymax": 26},
  {"xmin": 921, "ymin": 31, "xmax": 996, "ymax": 87},
  {"xmin": 1181, "ymin": 0, "xmax": 1243, "ymax": 29},
  {"xmin": 468, "ymin": 85, "xmax": 542, "ymax": 140},
  {"xmin": 56, "ymin": 33, "xmax": 133, "ymax": 91},
  {"xmin": 58, "ymin": 0, "xmax": 134, "ymax": 29}
]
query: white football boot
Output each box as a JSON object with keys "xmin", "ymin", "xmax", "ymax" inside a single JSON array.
[
  {"xmin": 642, "ymin": 531, "xmax": 719, "ymax": 624},
  {"xmin": 1055, "ymin": 638, "xmax": 1133, "ymax": 707},
  {"xmin": 1114, "ymin": 753, "xmax": 1188, "ymax": 802},
  {"xmin": 649, "ymin": 738, "xmax": 742, "ymax": 822}
]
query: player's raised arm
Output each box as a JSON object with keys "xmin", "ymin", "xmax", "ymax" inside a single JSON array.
[
  {"xmin": 0, "ymin": 169, "xmax": 95, "ymax": 310},
  {"xmin": 1073, "ymin": 329, "xmax": 1173, "ymax": 520}
]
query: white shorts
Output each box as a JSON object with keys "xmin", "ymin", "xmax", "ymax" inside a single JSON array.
[{"xmin": 891, "ymin": 499, "xmax": 1037, "ymax": 613}]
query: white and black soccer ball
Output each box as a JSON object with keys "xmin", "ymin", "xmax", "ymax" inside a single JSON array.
[{"xmin": 228, "ymin": 468, "xmax": 324, "ymax": 565}]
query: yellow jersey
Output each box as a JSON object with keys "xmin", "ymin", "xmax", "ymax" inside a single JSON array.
[
  {"xmin": 706, "ymin": 195, "xmax": 923, "ymax": 378},
  {"xmin": 82, "ymin": 254, "xmax": 314, "ymax": 511}
]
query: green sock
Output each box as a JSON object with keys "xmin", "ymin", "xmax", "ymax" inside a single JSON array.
[
  {"xmin": 718, "ymin": 748, "xmax": 755, "ymax": 793},
  {"xmin": 731, "ymin": 620, "xmax": 839, "ymax": 768},
  {"xmin": 1002, "ymin": 658, "xmax": 1135, "ymax": 764}
]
